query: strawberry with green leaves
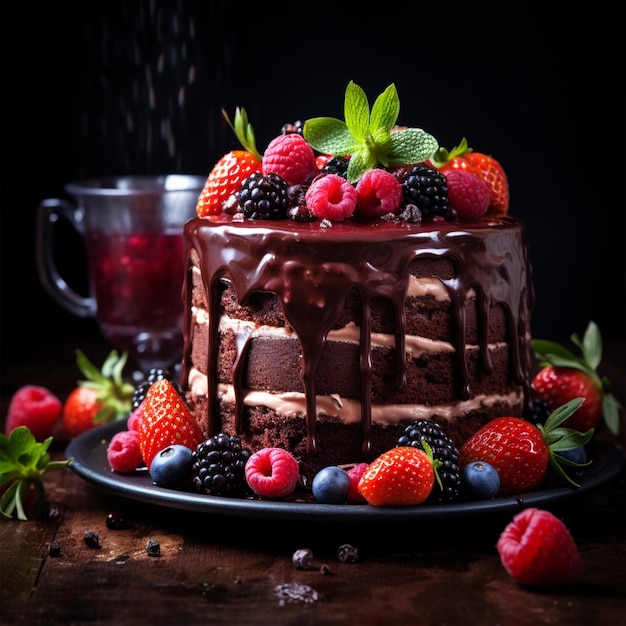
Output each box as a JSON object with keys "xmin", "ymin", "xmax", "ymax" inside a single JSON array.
[
  {"xmin": 59, "ymin": 350, "xmax": 134, "ymax": 441},
  {"xmin": 358, "ymin": 444, "xmax": 441, "ymax": 506},
  {"xmin": 0, "ymin": 426, "xmax": 72, "ymax": 520},
  {"xmin": 459, "ymin": 399, "xmax": 594, "ymax": 496},
  {"xmin": 430, "ymin": 137, "xmax": 509, "ymax": 215},
  {"xmin": 196, "ymin": 107, "xmax": 262, "ymax": 217},
  {"xmin": 532, "ymin": 321, "xmax": 621, "ymax": 435},
  {"xmin": 137, "ymin": 379, "xmax": 204, "ymax": 470}
]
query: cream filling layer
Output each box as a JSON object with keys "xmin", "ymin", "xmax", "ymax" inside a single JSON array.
[
  {"xmin": 187, "ymin": 367, "xmax": 521, "ymax": 426},
  {"xmin": 192, "ymin": 307, "xmax": 508, "ymax": 357}
]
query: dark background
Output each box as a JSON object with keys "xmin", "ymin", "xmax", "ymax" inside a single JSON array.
[{"xmin": 1, "ymin": 1, "xmax": 624, "ymax": 392}]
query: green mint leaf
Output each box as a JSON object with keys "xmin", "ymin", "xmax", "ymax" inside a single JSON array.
[
  {"xmin": 346, "ymin": 148, "xmax": 377, "ymax": 184},
  {"xmin": 344, "ymin": 81, "xmax": 370, "ymax": 141},
  {"xmin": 369, "ymin": 83, "xmax": 399, "ymax": 133},
  {"xmin": 304, "ymin": 117, "xmax": 358, "ymax": 155},
  {"xmin": 388, "ymin": 128, "xmax": 439, "ymax": 166}
]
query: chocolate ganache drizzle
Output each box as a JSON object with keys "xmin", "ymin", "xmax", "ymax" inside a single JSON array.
[{"xmin": 182, "ymin": 215, "xmax": 534, "ymax": 458}]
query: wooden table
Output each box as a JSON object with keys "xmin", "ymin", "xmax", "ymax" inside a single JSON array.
[{"xmin": 1, "ymin": 338, "xmax": 625, "ymax": 625}]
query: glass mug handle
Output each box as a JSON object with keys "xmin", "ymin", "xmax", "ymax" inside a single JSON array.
[{"xmin": 36, "ymin": 198, "xmax": 94, "ymax": 318}]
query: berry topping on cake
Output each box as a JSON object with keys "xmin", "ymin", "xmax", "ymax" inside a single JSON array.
[
  {"xmin": 238, "ymin": 172, "xmax": 290, "ymax": 220},
  {"xmin": 5, "ymin": 385, "xmax": 62, "ymax": 442},
  {"xmin": 305, "ymin": 173, "xmax": 358, "ymax": 221},
  {"xmin": 531, "ymin": 321, "xmax": 621, "ymax": 435},
  {"xmin": 496, "ymin": 508, "xmax": 581, "ymax": 587},
  {"xmin": 245, "ymin": 447, "xmax": 300, "ymax": 498},
  {"xmin": 445, "ymin": 169, "xmax": 490, "ymax": 219},
  {"xmin": 196, "ymin": 107, "xmax": 262, "ymax": 217},
  {"xmin": 459, "ymin": 399, "xmax": 594, "ymax": 495},
  {"xmin": 431, "ymin": 137, "xmax": 509, "ymax": 215},
  {"xmin": 355, "ymin": 168, "xmax": 403, "ymax": 217},
  {"xmin": 357, "ymin": 446, "xmax": 440, "ymax": 507},
  {"xmin": 400, "ymin": 164, "xmax": 449, "ymax": 220},
  {"xmin": 396, "ymin": 419, "xmax": 461, "ymax": 504},
  {"xmin": 137, "ymin": 379, "xmax": 204, "ymax": 470},
  {"xmin": 262, "ymin": 133, "xmax": 318, "ymax": 185},
  {"xmin": 192, "ymin": 433, "xmax": 252, "ymax": 497}
]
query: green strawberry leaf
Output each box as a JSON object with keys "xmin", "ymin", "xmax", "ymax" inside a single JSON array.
[
  {"xmin": 0, "ymin": 427, "xmax": 72, "ymax": 520},
  {"xmin": 304, "ymin": 81, "xmax": 439, "ymax": 183},
  {"xmin": 572, "ymin": 321, "xmax": 602, "ymax": 371},
  {"xmin": 223, "ymin": 107, "xmax": 262, "ymax": 161}
]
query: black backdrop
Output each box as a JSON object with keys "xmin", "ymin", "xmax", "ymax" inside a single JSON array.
[{"xmin": 1, "ymin": 1, "xmax": 624, "ymax": 379}]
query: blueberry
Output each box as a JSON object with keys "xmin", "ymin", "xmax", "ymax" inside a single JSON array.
[
  {"xmin": 555, "ymin": 446, "xmax": 587, "ymax": 465},
  {"xmin": 150, "ymin": 444, "xmax": 194, "ymax": 488},
  {"xmin": 461, "ymin": 461, "xmax": 500, "ymax": 499},
  {"xmin": 311, "ymin": 466, "xmax": 351, "ymax": 504}
]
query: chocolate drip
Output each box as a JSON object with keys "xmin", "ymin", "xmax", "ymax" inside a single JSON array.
[{"xmin": 181, "ymin": 216, "xmax": 533, "ymax": 457}]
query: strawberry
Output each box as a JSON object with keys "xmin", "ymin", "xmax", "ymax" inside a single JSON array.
[
  {"xmin": 137, "ymin": 379, "xmax": 204, "ymax": 470},
  {"xmin": 430, "ymin": 137, "xmax": 509, "ymax": 215},
  {"xmin": 459, "ymin": 399, "xmax": 594, "ymax": 496},
  {"xmin": 496, "ymin": 508, "xmax": 581, "ymax": 587},
  {"xmin": 59, "ymin": 350, "xmax": 134, "ymax": 441},
  {"xmin": 196, "ymin": 107, "xmax": 262, "ymax": 217},
  {"xmin": 357, "ymin": 446, "xmax": 440, "ymax": 506},
  {"xmin": 532, "ymin": 321, "xmax": 621, "ymax": 435}
]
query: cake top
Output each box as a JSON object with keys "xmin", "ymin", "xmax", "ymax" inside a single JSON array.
[{"xmin": 195, "ymin": 81, "xmax": 509, "ymax": 225}]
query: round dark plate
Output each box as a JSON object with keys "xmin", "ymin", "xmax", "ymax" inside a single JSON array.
[{"xmin": 66, "ymin": 420, "xmax": 624, "ymax": 523}]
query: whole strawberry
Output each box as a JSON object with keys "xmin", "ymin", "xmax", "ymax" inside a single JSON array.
[
  {"xmin": 431, "ymin": 137, "xmax": 509, "ymax": 215},
  {"xmin": 137, "ymin": 379, "xmax": 204, "ymax": 470},
  {"xmin": 497, "ymin": 508, "xmax": 580, "ymax": 587},
  {"xmin": 196, "ymin": 108, "xmax": 262, "ymax": 217},
  {"xmin": 358, "ymin": 445, "xmax": 441, "ymax": 506},
  {"xmin": 532, "ymin": 321, "xmax": 621, "ymax": 435},
  {"xmin": 459, "ymin": 399, "xmax": 594, "ymax": 495},
  {"xmin": 59, "ymin": 350, "xmax": 134, "ymax": 441}
]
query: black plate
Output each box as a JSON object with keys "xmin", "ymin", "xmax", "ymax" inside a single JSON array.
[{"xmin": 66, "ymin": 420, "xmax": 624, "ymax": 523}]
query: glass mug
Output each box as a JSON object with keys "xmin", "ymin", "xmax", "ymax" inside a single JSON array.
[{"xmin": 36, "ymin": 175, "xmax": 204, "ymax": 373}]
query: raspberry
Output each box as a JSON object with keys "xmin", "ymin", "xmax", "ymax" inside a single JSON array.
[
  {"xmin": 262, "ymin": 134, "xmax": 318, "ymax": 185},
  {"xmin": 355, "ymin": 169, "xmax": 403, "ymax": 217},
  {"xmin": 345, "ymin": 463, "xmax": 368, "ymax": 503},
  {"xmin": 496, "ymin": 508, "xmax": 581, "ymax": 587},
  {"xmin": 5, "ymin": 385, "xmax": 62, "ymax": 441},
  {"xmin": 305, "ymin": 174, "xmax": 357, "ymax": 221},
  {"xmin": 127, "ymin": 402, "xmax": 144, "ymax": 431},
  {"xmin": 245, "ymin": 447, "xmax": 300, "ymax": 498},
  {"xmin": 445, "ymin": 169, "xmax": 490, "ymax": 219},
  {"xmin": 107, "ymin": 429, "xmax": 143, "ymax": 473}
]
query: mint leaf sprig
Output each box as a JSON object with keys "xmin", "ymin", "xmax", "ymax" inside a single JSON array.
[
  {"xmin": 303, "ymin": 81, "xmax": 439, "ymax": 183},
  {"xmin": 0, "ymin": 426, "xmax": 72, "ymax": 521}
]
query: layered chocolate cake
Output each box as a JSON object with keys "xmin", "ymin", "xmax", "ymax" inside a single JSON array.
[{"xmin": 180, "ymin": 82, "xmax": 534, "ymax": 471}]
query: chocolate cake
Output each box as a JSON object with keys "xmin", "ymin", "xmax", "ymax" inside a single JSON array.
[
  {"xmin": 181, "ymin": 214, "xmax": 534, "ymax": 470},
  {"xmin": 180, "ymin": 82, "xmax": 534, "ymax": 471}
]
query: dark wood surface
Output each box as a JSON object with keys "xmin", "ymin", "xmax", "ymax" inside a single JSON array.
[{"xmin": 1, "ymin": 339, "xmax": 625, "ymax": 626}]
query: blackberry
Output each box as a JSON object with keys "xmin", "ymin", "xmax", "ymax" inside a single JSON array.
[
  {"xmin": 401, "ymin": 165, "xmax": 448, "ymax": 220},
  {"xmin": 529, "ymin": 396, "xmax": 552, "ymax": 426},
  {"xmin": 192, "ymin": 434, "xmax": 252, "ymax": 497},
  {"xmin": 322, "ymin": 156, "xmax": 350, "ymax": 178},
  {"xmin": 131, "ymin": 368, "xmax": 181, "ymax": 410},
  {"xmin": 238, "ymin": 172, "xmax": 290, "ymax": 220},
  {"xmin": 396, "ymin": 419, "xmax": 461, "ymax": 503},
  {"xmin": 281, "ymin": 120, "xmax": 304, "ymax": 135}
]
